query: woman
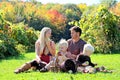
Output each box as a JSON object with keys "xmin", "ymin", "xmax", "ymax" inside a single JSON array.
[{"xmin": 14, "ymin": 27, "xmax": 56, "ymax": 74}]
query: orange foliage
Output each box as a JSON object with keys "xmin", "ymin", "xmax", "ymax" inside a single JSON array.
[
  {"xmin": 110, "ymin": 2, "xmax": 120, "ymax": 16},
  {"xmin": 45, "ymin": 9, "xmax": 66, "ymax": 29},
  {"xmin": 0, "ymin": 1, "xmax": 66, "ymax": 29}
]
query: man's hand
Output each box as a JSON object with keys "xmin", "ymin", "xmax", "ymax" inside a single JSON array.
[
  {"xmin": 71, "ymin": 54, "xmax": 77, "ymax": 59},
  {"xmin": 66, "ymin": 52, "xmax": 72, "ymax": 58}
]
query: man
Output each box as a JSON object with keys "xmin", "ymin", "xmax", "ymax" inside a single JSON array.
[
  {"xmin": 67, "ymin": 26, "xmax": 86, "ymax": 60},
  {"xmin": 60, "ymin": 26, "xmax": 86, "ymax": 73}
]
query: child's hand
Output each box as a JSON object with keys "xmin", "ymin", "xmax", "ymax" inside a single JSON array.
[{"xmin": 61, "ymin": 54, "xmax": 66, "ymax": 59}]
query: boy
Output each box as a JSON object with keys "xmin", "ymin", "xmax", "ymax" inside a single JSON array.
[
  {"xmin": 77, "ymin": 44, "xmax": 111, "ymax": 73},
  {"xmin": 76, "ymin": 44, "xmax": 96, "ymax": 73}
]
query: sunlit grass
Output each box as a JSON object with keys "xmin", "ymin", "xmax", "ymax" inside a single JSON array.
[{"xmin": 0, "ymin": 52, "xmax": 120, "ymax": 80}]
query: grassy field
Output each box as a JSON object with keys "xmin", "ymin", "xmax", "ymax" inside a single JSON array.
[{"xmin": 0, "ymin": 52, "xmax": 120, "ymax": 80}]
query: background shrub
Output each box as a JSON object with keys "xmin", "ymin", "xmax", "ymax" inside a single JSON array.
[{"xmin": 70, "ymin": 6, "xmax": 120, "ymax": 53}]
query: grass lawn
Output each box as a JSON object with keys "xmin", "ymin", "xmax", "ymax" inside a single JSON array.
[{"xmin": 0, "ymin": 52, "xmax": 120, "ymax": 80}]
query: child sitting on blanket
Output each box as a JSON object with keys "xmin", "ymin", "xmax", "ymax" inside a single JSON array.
[
  {"xmin": 76, "ymin": 44, "xmax": 96, "ymax": 73},
  {"xmin": 40, "ymin": 39, "xmax": 72, "ymax": 72},
  {"xmin": 77, "ymin": 44, "xmax": 112, "ymax": 73}
]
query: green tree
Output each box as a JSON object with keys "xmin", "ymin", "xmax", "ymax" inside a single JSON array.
[
  {"xmin": 70, "ymin": 5, "xmax": 120, "ymax": 53},
  {"xmin": 100, "ymin": 0, "xmax": 117, "ymax": 8},
  {"xmin": 61, "ymin": 4, "xmax": 82, "ymax": 22}
]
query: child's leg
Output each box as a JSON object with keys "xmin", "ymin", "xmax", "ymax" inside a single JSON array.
[
  {"xmin": 84, "ymin": 66, "xmax": 96, "ymax": 73},
  {"xmin": 95, "ymin": 66, "xmax": 112, "ymax": 73},
  {"xmin": 95, "ymin": 66, "xmax": 105, "ymax": 72},
  {"xmin": 77, "ymin": 66, "xmax": 85, "ymax": 73}
]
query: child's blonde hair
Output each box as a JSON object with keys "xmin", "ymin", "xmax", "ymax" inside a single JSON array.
[
  {"xmin": 83, "ymin": 44, "xmax": 94, "ymax": 55},
  {"xmin": 58, "ymin": 39, "xmax": 68, "ymax": 49}
]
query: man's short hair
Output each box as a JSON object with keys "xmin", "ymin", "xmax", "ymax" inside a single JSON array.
[{"xmin": 70, "ymin": 26, "xmax": 82, "ymax": 36}]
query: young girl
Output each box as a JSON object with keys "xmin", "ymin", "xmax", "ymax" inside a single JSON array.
[{"xmin": 40, "ymin": 39, "xmax": 72, "ymax": 72}]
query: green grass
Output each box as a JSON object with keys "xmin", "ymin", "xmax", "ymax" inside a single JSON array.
[{"xmin": 0, "ymin": 52, "xmax": 120, "ymax": 80}]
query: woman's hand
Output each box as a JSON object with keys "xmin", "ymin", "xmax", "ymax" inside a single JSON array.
[
  {"xmin": 36, "ymin": 55, "xmax": 41, "ymax": 63},
  {"xmin": 45, "ymin": 40, "xmax": 51, "ymax": 47},
  {"xmin": 45, "ymin": 40, "xmax": 56, "ymax": 56}
]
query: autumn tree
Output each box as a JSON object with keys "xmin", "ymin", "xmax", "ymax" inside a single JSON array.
[{"xmin": 110, "ymin": 2, "xmax": 120, "ymax": 16}]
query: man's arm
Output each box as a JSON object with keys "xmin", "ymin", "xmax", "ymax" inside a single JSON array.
[
  {"xmin": 66, "ymin": 52, "xmax": 77, "ymax": 60},
  {"xmin": 79, "ymin": 41, "xmax": 86, "ymax": 54}
]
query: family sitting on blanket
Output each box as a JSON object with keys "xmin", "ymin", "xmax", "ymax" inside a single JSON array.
[
  {"xmin": 14, "ymin": 26, "xmax": 86, "ymax": 73},
  {"xmin": 40, "ymin": 40, "xmax": 111, "ymax": 73},
  {"xmin": 14, "ymin": 26, "xmax": 111, "ymax": 74}
]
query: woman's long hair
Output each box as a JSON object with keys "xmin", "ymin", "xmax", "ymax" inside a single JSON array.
[{"xmin": 38, "ymin": 27, "xmax": 51, "ymax": 55}]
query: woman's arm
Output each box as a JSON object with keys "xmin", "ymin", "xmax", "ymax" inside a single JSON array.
[
  {"xmin": 35, "ymin": 40, "xmax": 41, "ymax": 62},
  {"xmin": 46, "ymin": 40, "xmax": 56, "ymax": 56}
]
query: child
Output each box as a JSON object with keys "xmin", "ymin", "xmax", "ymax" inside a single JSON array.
[
  {"xmin": 76, "ymin": 44, "xmax": 96, "ymax": 73},
  {"xmin": 40, "ymin": 39, "xmax": 71, "ymax": 72},
  {"xmin": 77, "ymin": 44, "xmax": 112, "ymax": 73}
]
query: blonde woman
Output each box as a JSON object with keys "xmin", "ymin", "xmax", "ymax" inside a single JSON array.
[
  {"xmin": 14, "ymin": 27, "xmax": 56, "ymax": 74},
  {"xmin": 35, "ymin": 27, "xmax": 56, "ymax": 63}
]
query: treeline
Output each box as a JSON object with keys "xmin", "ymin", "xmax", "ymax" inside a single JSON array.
[{"xmin": 0, "ymin": 0, "xmax": 120, "ymax": 58}]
